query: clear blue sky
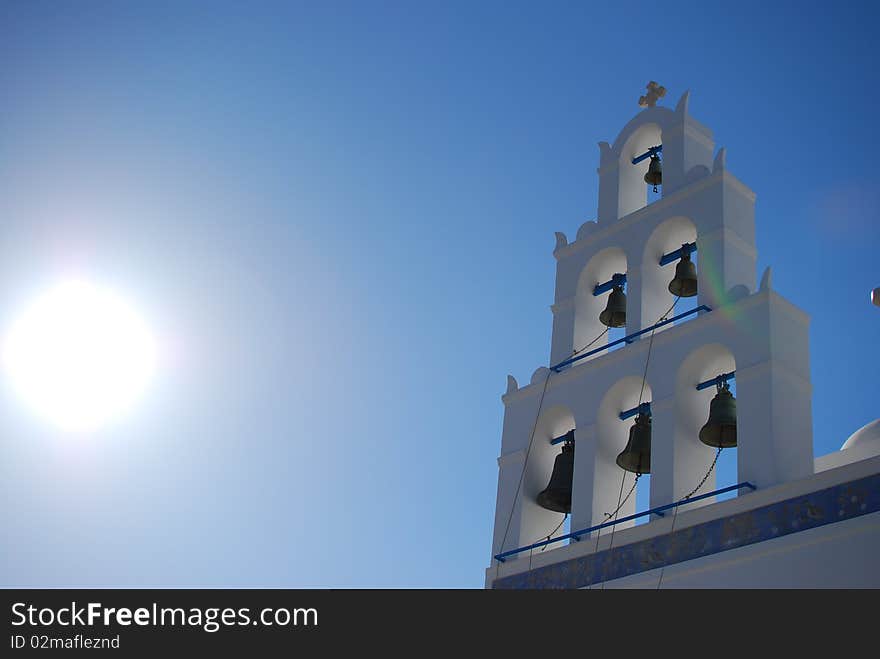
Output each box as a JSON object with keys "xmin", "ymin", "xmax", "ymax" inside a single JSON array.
[{"xmin": 0, "ymin": 1, "xmax": 877, "ymax": 587}]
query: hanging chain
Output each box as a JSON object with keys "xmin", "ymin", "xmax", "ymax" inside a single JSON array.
[
  {"xmin": 539, "ymin": 514, "xmax": 568, "ymax": 552},
  {"xmin": 656, "ymin": 447, "xmax": 723, "ymax": 589},
  {"xmin": 571, "ymin": 327, "xmax": 609, "ymax": 357},
  {"xmin": 684, "ymin": 447, "xmax": 722, "ymax": 500},
  {"xmin": 604, "ymin": 473, "xmax": 640, "ymax": 521}
]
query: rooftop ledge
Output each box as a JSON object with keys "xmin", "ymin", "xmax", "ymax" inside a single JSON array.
[{"xmin": 489, "ymin": 453, "xmax": 880, "ymax": 588}]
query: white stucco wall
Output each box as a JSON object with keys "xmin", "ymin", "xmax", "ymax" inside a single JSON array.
[{"xmin": 487, "ymin": 89, "xmax": 872, "ymax": 589}]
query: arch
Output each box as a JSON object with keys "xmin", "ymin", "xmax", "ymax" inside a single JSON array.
[
  {"xmin": 609, "ymin": 106, "xmax": 676, "ymax": 155},
  {"xmin": 593, "ymin": 376, "xmax": 653, "ymax": 532},
  {"xmin": 520, "ymin": 404, "xmax": 576, "ymax": 550},
  {"xmin": 642, "ymin": 216, "xmax": 698, "ymax": 331},
  {"xmin": 573, "ymin": 247, "xmax": 627, "ymax": 362},
  {"xmin": 616, "ymin": 123, "xmax": 663, "ymax": 218},
  {"xmin": 672, "ymin": 343, "xmax": 737, "ymax": 507},
  {"xmin": 596, "ymin": 92, "xmax": 706, "ymax": 223}
]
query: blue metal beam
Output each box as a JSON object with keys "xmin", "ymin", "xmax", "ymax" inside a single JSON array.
[
  {"xmin": 493, "ymin": 481, "xmax": 757, "ymax": 562},
  {"xmin": 696, "ymin": 371, "xmax": 736, "ymax": 391},
  {"xmin": 549, "ymin": 429, "xmax": 575, "ymax": 446},
  {"xmin": 631, "ymin": 144, "xmax": 662, "ymax": 165},
  {"xmin": 592, "ymin": 272, "xmax": 626, "ymax": 297},
  {"xmin": 659, "ymin": 242, "xmax": 697, "ymax": 266},
  {"xmin": 619, "ymin": 402, "xmax": 651, "ymax": 421},
  {"xmin": 551, "ymin": 305, "xmax": 712, "ymax": 372}
]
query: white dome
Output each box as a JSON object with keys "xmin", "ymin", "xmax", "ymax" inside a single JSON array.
[{"xmin": 841, "ymin": 419, "xmax": 880, "ymax": 451}]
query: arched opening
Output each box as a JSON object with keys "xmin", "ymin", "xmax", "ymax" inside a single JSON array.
[
  {"xmin": 618, "ymin": 123, "xmax": 663, "ymax": 218},
  {"xmin": 574, "ymin": 247, "xmax": 627, "ymax": 363},
  {"xmin": 596, "ymin": 376, "xmax": 653, "ymax": 533},
  {"xmin": 673, "ymin": 344, "xmax": 737, "ymax": 509},
  {"xmin": 642, "ymin": 216, "xmax": 699, "ymax": 332},
  {"xmin": 521, "ymin": 405, "xmax": 576, "ymax": 552}
]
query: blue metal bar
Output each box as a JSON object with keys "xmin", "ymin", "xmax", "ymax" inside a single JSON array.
[
  {"xmin": 696, "ymin": 371, "xmax": 736, "ymax": 391},
  {"xmin": 659, "ymin": 242, "xmax": 697, "ymax": 266},
  {"xmin": 493, "ymin": 481, "xmax": 756, "ymax": 562},
  {"xmin": 549, "ymin": 429, "xmax": 575, "ymax": 446},
  {"xmin": 592, "ymin": 272, "xmax": 626, "ymax": 297},
  {"xmin": 551, "ymin": 305, "xmax": 712, "ymax": 372},
  {"xmin": 619, "ymin": 402, "xmax": 651, "ymax": 421},
  {"xmin": 646, "ymin": 482, "xmax": 756, "ymax": 520},
  {"xmin": 631, "ymin": 144, "xmax": 662, "ymax": 165}
]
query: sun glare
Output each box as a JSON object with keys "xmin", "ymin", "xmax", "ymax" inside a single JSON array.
[{"xmin": 2, "ymin": 280, "xmax": 157, "ymax": 432}]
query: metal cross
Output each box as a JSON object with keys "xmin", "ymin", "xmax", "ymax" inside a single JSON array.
[{"xmin": 638, "ymin": 81, "xmax": 666, "ymax": 108}]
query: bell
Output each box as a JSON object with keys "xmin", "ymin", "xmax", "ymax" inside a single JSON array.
[
  {"xmin": 699, "ymin": 383, "xmax": 737, "ymax": 448},
  {"xmin": 537, "ymin": 438, "xmax": 574, "ymax": 513},
  {"xmin": 644, "ymin": 154, "xmax": 662, "ymax": 192},
  {"xmin": 599, "ymin": 285, "xmax": 627, "ymax": 328},
  {"xmin": 616, "ymin": 413, "xmax": 651, "ymax": 474},
  {"xmin": 668, "ymin": 251, "xmax": 698, "ymax": 297}
]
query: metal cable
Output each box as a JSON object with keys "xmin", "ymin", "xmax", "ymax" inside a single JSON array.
[
  {"xmin": 638, "ymin": 297, "xmax": 679, "ymax": 406},
  {"xmin": 495, "ymin": 371, "xmax": 552, "ymax": 579},
  {"xmin": 596, "ymin": 296, "xmax": 679, "ymax": 588},
  {"xmin": 571, "ymin": 327, "xmax": 610, "ymax": 357},
  {"xmin": 495, "ymin": 322, "xmax": 610, "ymax": 578},
  {"xmin": 495, "ymin": 298, "xmax": 683, "ymax": 584},
  {"xmin": 656, "ymin": 447, "xmax": 723, "ymax": 589},
  {"xmin": 599, "ymin": 470, "xmax": 629, "ymax": 590}
]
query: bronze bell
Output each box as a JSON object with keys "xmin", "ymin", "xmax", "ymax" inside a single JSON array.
[
  {"xmin": 668, "ymin": 251, "xmax": 698, "ymax": 297},
  {"xmin": 616, "ymin": 413, "xmax": 651, "ymax": 474},
  {"xmin": 699, "ymin": 383, "xmax": 737, "ymax": 448},
  {"xmin": 537, "ymin": 436, "xmax": 574, "ymax": 513},
  {"xmin": 644, "ymin": 154, "xmax": 662, "ymax": 192},
  {"xmin": 599, "ymin": 285, "xmax": 627, "ymax": 328},
  {"xmin": 617, "ymin": 414, "xmax": 651, "ymax": 474}
]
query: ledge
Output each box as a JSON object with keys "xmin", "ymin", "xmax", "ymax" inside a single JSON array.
[
  {"xmin": 489, "ymin": 455, "xmax": 880, "ymax": 588},
  {"xmin": 554, "ymin": 169, "xmax": 756, "ymax": 261}
]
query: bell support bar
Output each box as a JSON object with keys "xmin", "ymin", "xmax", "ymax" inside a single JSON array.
[
  {"xmin": 696, "ymin": 371, "xmax": 736, "ymax": 391},
  {"xmin": 551, "ymin": 305, "xmax": 712, "ymax": 372},
  {"xmin": 493, "ymin": 481, "xmax": 757, "ymax": 563},
  {"xmin": 552, "ymin": 377, "xmax": 727, "ymax": 441},
  {"xmin": 549, "ymin": 429, "xmax": 575, "ymax": 446},
  {"xmin": 593, "ymin": 272, "xmax": 626, "ymax": 297},
  {"xmin": 631, "ymin": 144, "xmax": 662, "ymax": 165},
  {"xmin": 550, "ymin": 402, "xmax": 652, "ymax": 442},
  {"xmin": 619, "ymin": 402, "xmax": 651, "ymax": 421},
  {"xmin": 659, "ymin": 241, "xmax": 697, "ymax": 266}
]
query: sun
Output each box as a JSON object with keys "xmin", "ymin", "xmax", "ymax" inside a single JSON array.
[{"xmin": 2, "ymin": 280, "xmax": 157, "ymax": 432}]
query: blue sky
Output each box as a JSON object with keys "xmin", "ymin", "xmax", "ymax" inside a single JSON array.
[{"xmin": 0, "ymin": 1, "xmax": 877, "ymax": 587}]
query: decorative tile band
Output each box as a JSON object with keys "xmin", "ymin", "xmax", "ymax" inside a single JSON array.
[{"xmin": 491, "ymin": 472, "xmax": 880, "ymax": 589}]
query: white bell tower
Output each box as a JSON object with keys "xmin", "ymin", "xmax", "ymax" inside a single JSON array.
[{"xmin": 487, "ymin": 84, "xmax": 816, "ymax": 587}]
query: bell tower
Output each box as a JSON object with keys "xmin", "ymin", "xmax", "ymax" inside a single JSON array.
[{"xmin": 487, "ymin": 84, "xmax": 815, "ymax": 587}]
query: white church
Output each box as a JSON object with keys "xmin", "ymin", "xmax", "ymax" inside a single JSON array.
[{"xmin": 486, "ymin": 83, "xmax": 880, "ymax": 588}]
